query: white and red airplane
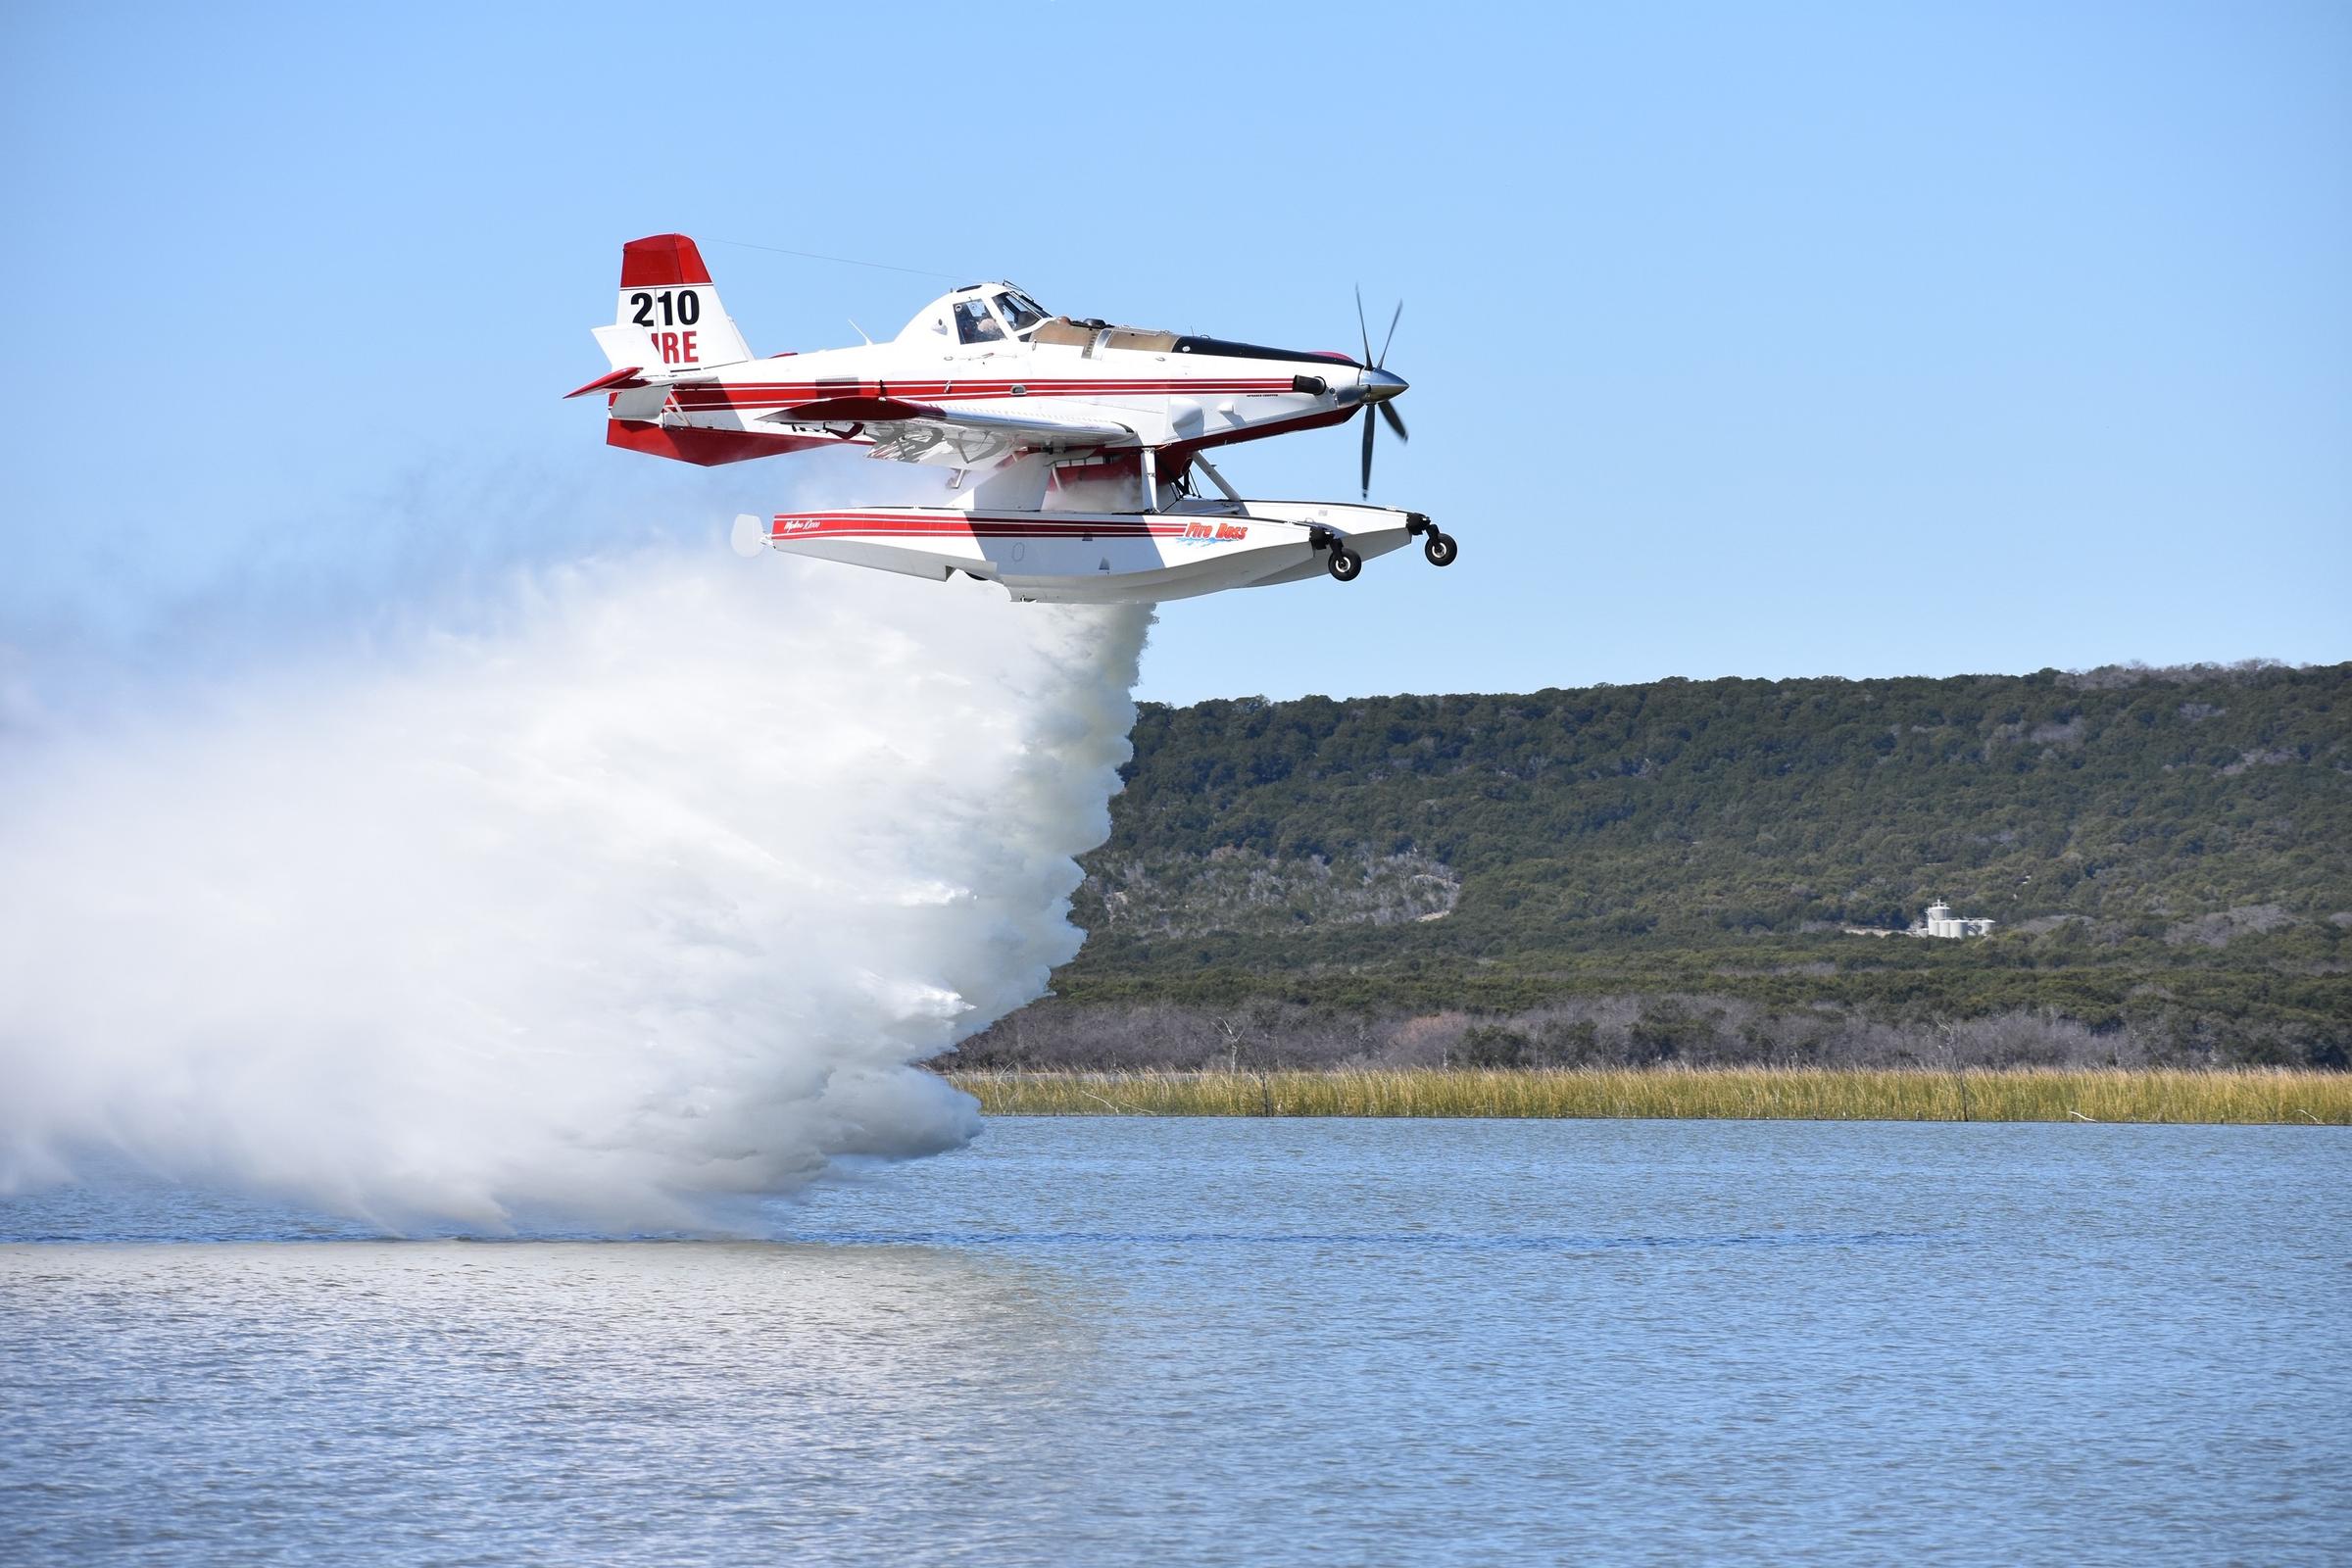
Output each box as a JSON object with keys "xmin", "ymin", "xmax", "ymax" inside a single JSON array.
[{"xmin": 569, "ymin": 233, "xmax": 1456, "ymax": 603}]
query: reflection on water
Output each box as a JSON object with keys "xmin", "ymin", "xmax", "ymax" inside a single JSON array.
[
  {"xmin": 794, "ymin": 1227, "xmax": 1946, "ymax": 1249},
  {"xmin": 4, "ymin": 1119, "xmax": 2348, "ymax": 1566},
  {"xmin": 2, "ymin": 1240, "xmax": 1107, "ymax": 1565}
]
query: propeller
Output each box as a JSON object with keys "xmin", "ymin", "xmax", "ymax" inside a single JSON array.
[{"xmin": 1354, "ymin": 285, "xmax": 1408, "ymax": 497}]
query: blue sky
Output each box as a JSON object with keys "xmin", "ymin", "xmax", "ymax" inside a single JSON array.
[{"xmin": 4, "ymin": 1, "xmax": 2345, "ymax": 705}]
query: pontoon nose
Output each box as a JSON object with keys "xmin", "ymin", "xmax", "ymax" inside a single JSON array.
[{"xmin": 1361, "ymin": 367, "xmax": 1409, "ymax": 403}]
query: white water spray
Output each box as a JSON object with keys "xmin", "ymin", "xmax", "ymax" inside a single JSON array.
[{"xmin": 0, "ymin": 547, "xmax": 1150, "ymax": 1232}]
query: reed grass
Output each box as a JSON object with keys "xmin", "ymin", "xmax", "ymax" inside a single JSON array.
[{"xmin": 945, "ymin": 1066, "xmax": 2352, "ymax": 1124}]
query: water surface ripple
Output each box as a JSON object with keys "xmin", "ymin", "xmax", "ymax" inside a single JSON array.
[{"xmin": 3, "ymin": 1118, "xmax": 2345, "ymax": 1565}]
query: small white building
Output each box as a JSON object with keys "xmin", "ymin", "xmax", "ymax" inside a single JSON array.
[{"xmin": 1915, "ymin": 900, "xmax": 1995, "ymax": 939}]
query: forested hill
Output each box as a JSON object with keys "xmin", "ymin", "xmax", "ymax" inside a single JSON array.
[
  {"xmin": 1083, "ymin": 661, "xmax": 2349, "ymax": 945},
  {"xmin": 964, "ymin": 662, "xmax": 2352, "ymax": 1069}
]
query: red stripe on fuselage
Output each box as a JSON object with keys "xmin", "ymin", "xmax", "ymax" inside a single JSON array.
[
  {"xmin": 769, "ymin": 512, "xmax": 1195, "ymax": 541},
  {"xmin": 669, "ymin": 377, "xmax": 1298, "ymax": 413}
]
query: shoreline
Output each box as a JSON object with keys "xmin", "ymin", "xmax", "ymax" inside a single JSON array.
[{"xmin": 946, "ymin": 1066, "xmax": 2352, "ymax": 1124}]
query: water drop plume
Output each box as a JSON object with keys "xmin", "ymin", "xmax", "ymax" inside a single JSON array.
[{"xmin": 0, "ymin": 549, "xmax": 1151, "ymax": 1233}]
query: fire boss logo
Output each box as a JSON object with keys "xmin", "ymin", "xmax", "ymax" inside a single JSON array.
[
  {"xmin": 775, "ymin": 516, "xmax": 821, "ymax": 534},
  {"xmin": 1180, "ymin": 519, "xmax": 1250, "ymax": 545}
]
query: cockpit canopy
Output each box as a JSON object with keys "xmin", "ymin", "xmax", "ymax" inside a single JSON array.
[
  {"xmin": 909, "ymin": 283, "xmax": 1054, "ymax": 346},
  {"xmin": 900, "ymin": 284, "xmax": 1338, "ymax": 365}
]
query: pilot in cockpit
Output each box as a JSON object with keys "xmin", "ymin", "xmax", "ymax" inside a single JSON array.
[{"xmin": 954, "ymin": 297, "xmax": 1004, "ymax": 345}]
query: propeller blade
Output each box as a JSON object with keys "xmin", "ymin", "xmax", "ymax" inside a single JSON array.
[
  {"xmin": 1360, "ymin": 406, "xmax": 1376, "ymax": 497},
  {"xmin": 1378, "ymin": 400, "xmax": 1409, "ymax": 443},
  {"xmin": 1378, "ymin": 300, "xmax": 1403, "ymax": 368},
  {"xmin": 1354, "ymin": 284, "xmax": 1372, "ymax": 368}
]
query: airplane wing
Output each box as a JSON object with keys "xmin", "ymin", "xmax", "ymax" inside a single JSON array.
[{"xmin": 757, "ymin": 397, "xmax": 1137, "ymax": 468}]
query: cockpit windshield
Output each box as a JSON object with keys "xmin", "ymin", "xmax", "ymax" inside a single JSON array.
[{"xmin": 994, "ymin": 289, "xmax": 1048, "ymax": 335}]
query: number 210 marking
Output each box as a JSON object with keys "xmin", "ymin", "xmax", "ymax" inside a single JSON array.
[{"xmin": 629, "ymin": 289, "xmax": 702, "ymax": 327}]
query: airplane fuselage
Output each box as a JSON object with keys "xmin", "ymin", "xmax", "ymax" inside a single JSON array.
[{"xmin": 602, "ymin": 324, "xmax": 1392, "ymax": 474}]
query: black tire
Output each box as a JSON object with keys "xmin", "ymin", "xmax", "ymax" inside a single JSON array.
[
  {"xmin": 1327, "ymin": 547, "xmax": 1362, "ymax": 582},
  {"xmin": 1424, "ymin": 531, "xmax": 1458, "ymax": 567}
]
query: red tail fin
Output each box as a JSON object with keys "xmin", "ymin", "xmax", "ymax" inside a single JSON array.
[
  {"xmin": 620, "ymin": 233, "xmax": 712, "ymax": 288},
  {"xmin": 593, "ymin": 232, "xmax": 752, "ymax": 372}
]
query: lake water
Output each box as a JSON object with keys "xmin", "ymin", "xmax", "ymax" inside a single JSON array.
[{"xmin": 3, "ymin": 1119, "xmax": 2346, "ymax": 1565}]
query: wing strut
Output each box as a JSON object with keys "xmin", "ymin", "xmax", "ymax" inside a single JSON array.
[{"xmin": 1191, "ymin": 454, "xmax": 1244, "ymax": 503}]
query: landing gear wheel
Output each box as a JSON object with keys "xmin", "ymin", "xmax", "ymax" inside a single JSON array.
[
  {"xmin": 1326, "ymin": 547, "xmax": 1363, "ymax": 582},
  {"xmin": 1423, "ymin": 531, "xmax": 1458, "ymax": 567}
]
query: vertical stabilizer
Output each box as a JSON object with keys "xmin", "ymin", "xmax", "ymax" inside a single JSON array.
[{"xmin": 591, "ymin": 233, "xmax": 754, "ymax": 373}]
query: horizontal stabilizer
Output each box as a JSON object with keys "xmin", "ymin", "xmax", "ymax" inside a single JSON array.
[
  {"xmin": 564, "ymin": 366, "xmax": 650, "ymax": 399},
  {"xmin": 592, "ymin": 322, "xmax": 665, "ymax": 374}
]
